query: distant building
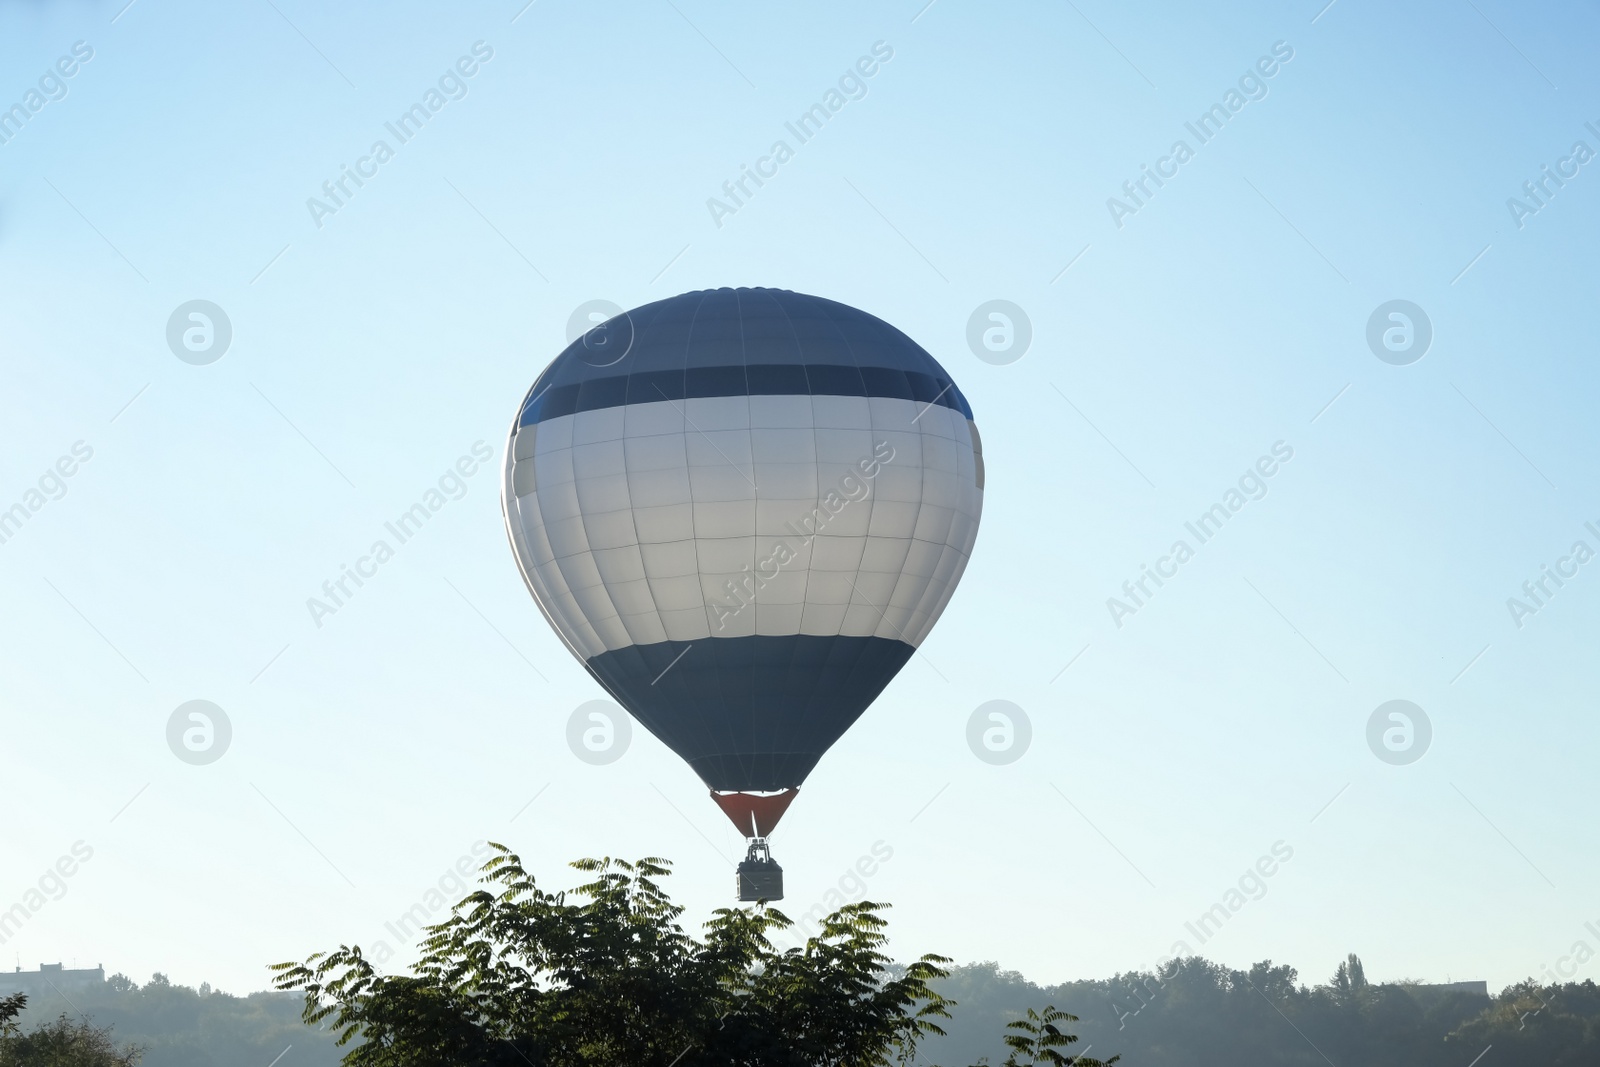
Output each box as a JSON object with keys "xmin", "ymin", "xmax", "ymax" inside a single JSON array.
[{"xmin": 0, "ymin": 963, "xmax": 106, "ymax": 998}]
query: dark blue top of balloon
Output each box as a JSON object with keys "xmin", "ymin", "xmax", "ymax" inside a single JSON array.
[{"xmin": 518, "ymin": 287, "xmax": 974, "ymax": 427}]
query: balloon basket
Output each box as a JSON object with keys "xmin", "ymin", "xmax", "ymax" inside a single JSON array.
[{"xmin": 736, "ymin": 838, "xmax": 783, "ymax": 902}]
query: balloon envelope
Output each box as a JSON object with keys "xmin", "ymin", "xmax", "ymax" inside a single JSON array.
[{"xmin": 502, "ymin": 288, "xmax": 983, "ymax": 792}]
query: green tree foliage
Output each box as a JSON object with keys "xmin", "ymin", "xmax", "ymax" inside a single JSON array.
[
  {"xmin": 0, "ymin": 994, "xmax": 143, "ymax": 1067},
  {"xmin": 997, "ymin": 1006, "xmax": 1118, "ymax": 1067},
  {"xmin": 1331, "ymin": 953, "xmax": 1369, "ymax": 1003},
  {"xmin": 0, "ymin": 996, "xmax": 24, "ymax": 1039},
  {"xmin": 273, "ymin": 845, "xmax": 1112, "ymax": 1067},
  {"xmin": 1447, "ymin": 979, "xmax": 1600, "ymax": 1067}
]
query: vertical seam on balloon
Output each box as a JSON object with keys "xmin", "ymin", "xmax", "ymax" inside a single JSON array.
[
  {"xmin": 814, "ymin": 295, "xmax": 888, "ymax": 643},
  {"xmin": 769, "ymin": 291, "xmax": 819, "ymax": 639},
  {"xmin": 807, "ymin": 296, "xmax": 881, "ymax": 765},
  {"xmin": 535, "ymin": 479, "xmax": 603, "ymax": 656},
  {"xmin": 917, "ymin": 540, "xmax": 979, "ymax": 649},
  {"xmin": 915, "ymin": 419, "xmax": 984, "ymax": 646},
  {"xmin": 508, "ymin": 426, "xmax": 594, "ymax": 655},
  {"xmin": 927, "ymin": 415, "xmax": 986, "ymax": 644},
  {"xmin": 500, "ymin": 414, "xmax": 579, "ymax": 660},
  {"xmin": 902, "ymin": 409, "xmax": 957, "ymax": 649},
  {"xmin": 877, "ymin": 311, "xmax": 947, "ymax": 646},
  {"xmin": 733, "ymin": 287, "xmax": 757, "ymax": 638},
  {"xmin": 683, "ymin": 289, "xmax": 713, "ymax": 634},
  {"xmin": 903, "ymin": 404, "xmax": 942, "ymax": 648},
  {"xmin": 845, "ymin": 309, "xmax": 891, "ymax": 643},
  {"xmin": 605, "ymin": 417, "xmax": 655, "ymax": 651},
  {"xmin": 543, "ymin": 435, "xmax": 614, "ymax": 657},
  {"xmin": 682, "ymin": 290, "xmax": 732, "ymax": 773},
  {"xmin": 613, "ymin": 298, "xmax": 687, "ymax": 656},
  {"xmin": 809, "ymin": 294, "xmax": 868, "ymax": 640},
  {"xmin": 756, "ymin": 294, "xmax": 814, "ymax": 777},
  {"xmin": 734, "ymin": 288, "xmax": 759, "ymax": 788},
  {"xmin": 765, "ymin": 293, "xmax": 817, "ymax": 782},
  {"xmin": 889, "ymin": 402, "xmax": 952, "ymax": 648},
  {"xmin": 904, "ymin": 411, "xmax": 974, "ymax": 648},
  {"xmin": 613, "ymin": 296, "xmax": 676, "ymax": 651}
]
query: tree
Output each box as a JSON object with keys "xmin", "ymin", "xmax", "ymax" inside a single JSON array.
[
  {"xmin": 274, "ymin": 845, "xmax": 1115, "ymax": 1067},
  {"xmin": 0, "ymin": 1004, "xmax": 143, "ymax": 1067},
  {"xmin": 998, "ymin": 1006, "xmax": 1118, "ymax": 1067},
  {"xmin": 0, "ymin": 996, "xmax": 23, "ymax": 1039}
]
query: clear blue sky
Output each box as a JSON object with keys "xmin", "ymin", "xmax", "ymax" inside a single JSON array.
[{"xmin": 3, "ymin": 0, "xmax": 1598, "ymax": 997}]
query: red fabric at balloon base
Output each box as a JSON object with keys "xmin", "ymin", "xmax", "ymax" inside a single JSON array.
[{"xmin": 711, "ymin": 788, "xmax": 798, "ymax": 837}]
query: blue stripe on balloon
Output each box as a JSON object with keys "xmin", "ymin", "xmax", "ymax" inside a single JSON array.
[
  {"xmin": 518, "ymin": 288, "xmax": 974, "ymax": 427},
  {"xmin": 584, "ymin": 633, "xmax": 916, "ymax": 792},
  {"xmin": 521, "ymin": 364, "xmax": 966, "ymax": 426}
]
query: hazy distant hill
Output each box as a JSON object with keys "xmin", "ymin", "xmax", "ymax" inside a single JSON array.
[
  {"xmin": 8, "ymin": 956, "xmax": 1599, "ymax": 1066},
  {"xmin": 920, "ymin": 955, "xmax": 1600, "ymax": 1067},
  {"xmin": 6, "ymin": 973, "xmax": 341, "ymax": 1067}
]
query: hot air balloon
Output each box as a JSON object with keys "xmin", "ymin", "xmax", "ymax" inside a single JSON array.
[{"xmin": 500, "ymin": 288, "xmax": 983, "ymax": 900}]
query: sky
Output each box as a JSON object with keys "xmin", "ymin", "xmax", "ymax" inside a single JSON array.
[{"xmin": 2, "ymin": 0, "xmax": 1599, "ymax": 1004}]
